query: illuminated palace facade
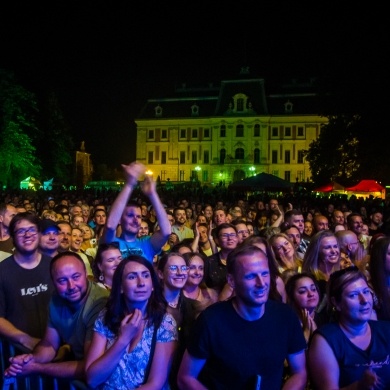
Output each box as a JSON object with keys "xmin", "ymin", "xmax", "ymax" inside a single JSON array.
[{"xmin": 134, "ymin": 69, "xmax": 328, "ymax": 186}]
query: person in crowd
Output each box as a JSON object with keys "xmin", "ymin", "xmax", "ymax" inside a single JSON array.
[
  {"xmin": 79, "ymin": 222, "xmax": 97, "ymax": 253},
  {"xmin": 70, "ymin": 214, "xmax": 84, "ymax": 229},
  {"xmin": 177, "ymin": 244, "xmax": 307, "ymax": 390},
  {"xmin": 253, "ymin": 210, "xmax": 269, "ymax": 235},
  {"xmin": 5, "ymin": 252, "xmax": 109, "ymax": 384},
  {"xmin": 156, "ymin": 252, "xmax": 197, "ymax": 390},
  {"xmin": 302, "ymin": 230, "xmax": 340, "ymax": 288},
  {"xmin": 101, "ymin": 161, "xmax": 170, "ymax": 262},
  {"xmin": 91, "ymin": 242, "xmax": 123, "ymax": 290},
  {"xmin": 242, "ymin": 235, "xmax": 286, "ymax": 302},
  {"xmin": 92, "ymin": 208, "xmax": 107, "ymax": 241},
  {"xmin": 182, "ymin": 252, "xmax": 218, "ymax": 317},
  {"xmin": 212, "ymin": 207, "xmax": 228, "ymax": 227},
  {"xmin": 88, "ymin": 204, "xmax": 106, "ymax": 231},
  {"xmin": 171, "ymin": 207, "xmax": 194, "ymax": 242},
  {"xmin": 205, "ymin": 223, "xmax": 239, "ymax": 300},
  {"xmin": 81, "ymin": 204, "xmax": 90, "ymax": 224},
  {"xmin": 368, "ymin": 236, "xmax": 390, "ymax": 321},
  {"xmin": 335, "ymin": 229, "xmax": 365, "ymax": 269},
  {"xmin": 137, "ymin": 220, "xmax": 150, "ymax": 238},
  {"xmin": 57, "ymin": 220, "xmax": 72, "ymax": 252},
  {"xmin": 330, "ymin": 209, "xmax": 345, "ymax": 232},
  {"xmin": 361, "ymin": 223, "xmax": 370, "ymax": 236},
  {"xmin": 184, "ymin": 207, "xmax": 195, "ymax": 229},
  {"xmin": 269, "ymin": 232, "xmax": 302, "ymax": 274},
  {"xmin": 246, "ymin": 220, "xmax": 255, "ymax": 236},
  {"xmin": 41, "ymin": 209, "xmax": 58, "ymax": 222},
  {"xmin": 69, "ymin": 205, "xmax": 83, "ymax": 222},
  {"xmin": 145, "ymin": 205, "xmax": 159, "ymax": 233},
  {"xmin": 191, "ymin": 221, "xmax": 217, "ymax": 257},
  {"xmin": 85, "ymin": 255, "xmax": 177, "ymax": 389},
  {"xmin": 302, "ymin": 230, "xmax": 341, "ymax": 322},
  {"xmin": 308, "ymin": 266, "xmax": 390, "ymax": 389},
  {"xmin": 38, "ymin": 219, "xmax": 60, "ymax": 258},
  {"xmin": 284, "ymin": 209, "xmax": 310, "ymax": 256},
  {"xmin": 202, "ymin": 204, "xmax": 213, "ymax": 224},
  {"xmin": 69, "ymin": 227, "xmax": 94, "ymax": 279},
  {"xmin": 0, "ymin": 212, "xmax": 54, "ymax": 353},
  {"xmin": 160, "ymin": 232, "xmax": 181, "ymax": 257},
  {"xmin": 232, "ymin": 218, "xmax": 250, "ymax": 244},
  {"xmin": 302, "ymin": 220, "xmax": 314, "ymax": 241},
  {"xmin": 167, "ymin": 241, "xmax": 193, "ymax": 260},
  {"xmin": 246, "ymin": 206, "xmax": 257, "ymax": 222},
  {"xmin": 285, "ymin": 272, "xmax": 321, "ymax": 343},
  {"xmin": 347, "ymin": 212, "xmax": 371, "ymax": 257},
  {"xmin": 281, "ymin": 222, "xmax": 305, "ymax": 259},
  {"xmin": 0, "ymin": 203, "xmax": 16, "ymax": 258},
  {"xmin": 312, "ymin": 214, "xmax": 329, "ymax": 234}
]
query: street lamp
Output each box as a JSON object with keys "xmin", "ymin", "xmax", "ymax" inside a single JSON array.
[
  {"xmin": 249, "ymin": 166, "xmax": 256, "ymax": 176},
  {"xmin": 194, "ymin": 165, "xmax": 201, "ymax": 181}
]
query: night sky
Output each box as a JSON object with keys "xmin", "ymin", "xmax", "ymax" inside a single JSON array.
[{"xmin": 1, "ymin": 2, "xmax": 386, "ymax": 169}]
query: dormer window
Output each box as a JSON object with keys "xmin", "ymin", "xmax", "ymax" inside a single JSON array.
[
  {"xmin": 191, "ymin": 103, "xmax": 199, "ymax": 116},
  {"xmin": 154, "ymin": 104, "xmax": 163, "ymax": 117},
  {"xmin": 231, "ymin": 93, "xmax": 249, "ymax": 113},
  {"xmin": 284, "ymin": 100, "xmax": 293, "ymax": 114}
]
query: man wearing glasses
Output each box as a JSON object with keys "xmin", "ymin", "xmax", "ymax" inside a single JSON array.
[
  {"xmin": 0, "ymin": 212, "xmax": 54, "ymax": 354},
  {"xmin": 205, "ymin": 223, "xmax": 238, "ymax": 300}
]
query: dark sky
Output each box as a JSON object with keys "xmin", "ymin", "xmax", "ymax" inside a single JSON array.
[{"xmin": 1, "ymin": 2, "xmax": 386, "ymax": 169}]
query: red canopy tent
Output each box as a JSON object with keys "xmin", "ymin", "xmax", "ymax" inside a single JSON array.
[
  {"xmin": 345, "ymin": 180, "xmax": 386, "ymax": 199},
  {"xmin": 313, "ymin": 181, "xmax": 344, "ymax": 193}
]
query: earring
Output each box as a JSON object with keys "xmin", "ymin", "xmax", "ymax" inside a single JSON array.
[{"xmin": 99, "ymin": 273, "xmax": 104, "ymax": 282}]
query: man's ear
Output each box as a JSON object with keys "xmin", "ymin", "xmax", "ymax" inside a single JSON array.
[{"xmin": 227, "ymin": 273, "xmax": 235, "ymax": 289}]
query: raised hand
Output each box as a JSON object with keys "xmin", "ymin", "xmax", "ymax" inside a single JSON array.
[
  {"xmin": 117, "ymin": 308, "xmax": 144, "ymax": 347},
  {"xmin": 141, "ymin": 174, "xmax": 156, "ymax": 197},
  {"xmin": 121, "ymin": 162, "xmax": 146, "ymax": 186}
]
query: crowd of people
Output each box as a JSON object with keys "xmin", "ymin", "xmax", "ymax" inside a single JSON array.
[{"xmin": 1, "ymin": 161, "xmax": 390, "ymax": 389}]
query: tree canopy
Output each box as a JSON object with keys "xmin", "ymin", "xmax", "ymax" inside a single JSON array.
[
  {"xmin": 304, "ymin": 113, "xmax": 390, "ymax": 186},
  {"xmin": 0, "ymin": 69, "xmax": 74, "ymax": 189}
]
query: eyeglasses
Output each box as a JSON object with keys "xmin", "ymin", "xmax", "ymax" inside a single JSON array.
[
  {"xmin": 219, "ymin": 233, "xmax": 238, "ymax": 240},
  {"xmin": 237, "ymin": 230, "xmax": 249, "ymax": 235},
  {"xmin": 168, "ymin": 265, "xmax": 189, "ymax": 273},
  {"xmin": 15, "ymin": 227, "xmax": 38, "ymax": 237}
]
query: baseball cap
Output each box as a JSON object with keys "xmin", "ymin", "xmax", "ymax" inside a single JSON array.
[{"xmin": 40, "ymin": 219, "xmax": 60, "ymax": 234}]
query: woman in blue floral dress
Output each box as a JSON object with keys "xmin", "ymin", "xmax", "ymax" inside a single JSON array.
[{"xmin": 85, "ymin": 255, "xmax": 178, "ymax": 389}]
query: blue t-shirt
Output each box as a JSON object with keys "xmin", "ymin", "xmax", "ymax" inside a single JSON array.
[{"xmin": 112, "ymin": 235, "xmax": 158, "ymax": 262}]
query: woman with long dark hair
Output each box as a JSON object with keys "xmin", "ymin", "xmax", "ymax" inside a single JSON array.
[{"xmin": 85, "ymin": 255, "xmax": 177, "ymax": 389}]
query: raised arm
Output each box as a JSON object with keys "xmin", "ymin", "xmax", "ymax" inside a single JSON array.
[
  {"xmin": 101, "ymin": 162, "xmax": 146, "ymax": 243},
  {"xmin": 141, "ymin": 175, "xmax": 171, "ymax": 252}
]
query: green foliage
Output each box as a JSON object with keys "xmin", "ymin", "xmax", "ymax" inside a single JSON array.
[
  {"xmin": 35, "ymin": 91, "xmax": 75, "ymax": 185},
  {"xmin": 304, "ymin": 115, "xmax": 361, "ymax": 185},
  {"xmin": 0, "ymin": 69, "xmax": 41, "ymax": 187},
  {"xmin": 304, "ymin": 113, "xmax": 390, "ymax": 186},
  {"xmin": 0, "ymin": 69, "xmax": 75, "ymax": 188}
]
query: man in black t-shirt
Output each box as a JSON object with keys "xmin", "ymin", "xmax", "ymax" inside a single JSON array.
[{"xmin": 0, "ymin": 212, "xmax": 54, "ymax": 352}]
